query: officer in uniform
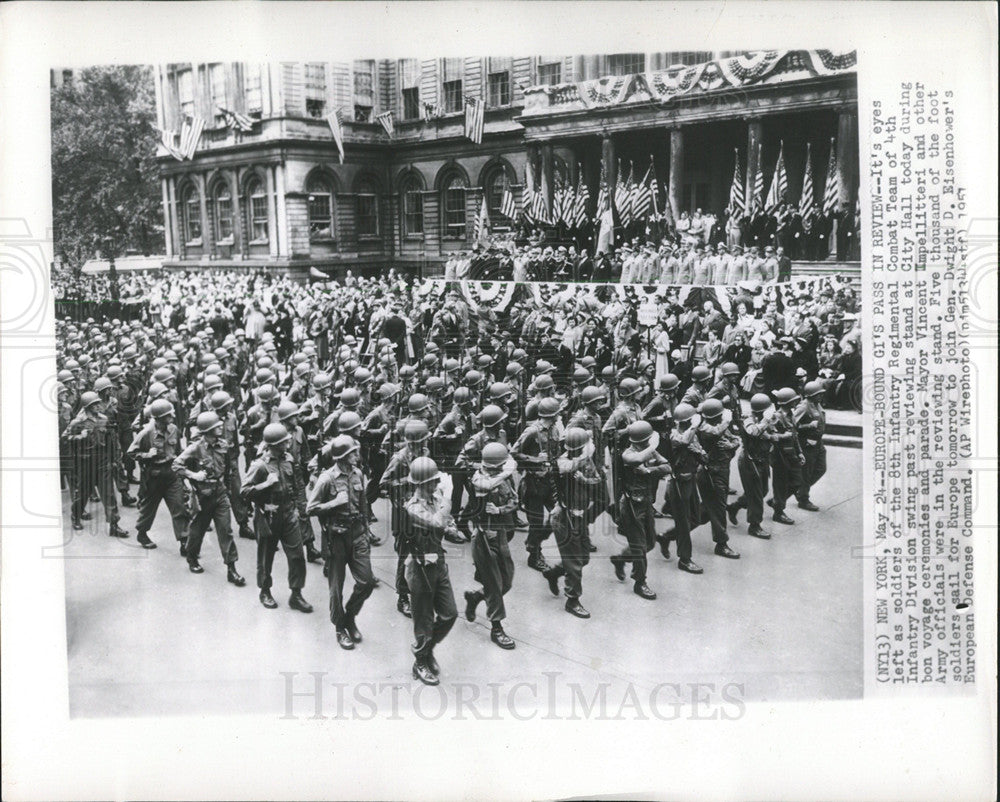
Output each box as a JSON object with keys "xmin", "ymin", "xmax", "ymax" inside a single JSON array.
[
  {"xmin": 464, "ymin": 441, "xmax": 518, "ymax": 649},
  {"xmin": 794, "ymin": 380, "xmax": 827, "ymax": 511},
  {"xmin": 664, "ymin": 403, "xmax": 705, "ymax": 574},
  {"xmin": 307, "ymin": 435, "xmax": 375, "ymax": 650},
  {"xmin": 695, "ymin": 399, "xmax": 742, "ymax": 560},
  {"xmin": 241, "ymin": 422, "xmax": 313, "ymax": 612},
  {"xmin": 728, "ymin": 393, "xmax": 776, "ymax": 539},
  {"xmin": 769, "ymin": 387, "xmax": 805, "ymax": 525},
  {"xmin": 403, "ymin": 457, "xmax": 460, "ymax": 686},
  {"xmin": 544, "ymin": 427, "xmax": 603, "ymax": 617},
  {"xmin": 127, "ymin": 397, "xmax": 188, "ymax": 550},
  {"xmin": 361, "ymin": 382, "xmax": 399, "ymax": 504},
  {"xmin": 242, "ymin": 383, "xmax": 282, "ymax": 471},
  {"xmin": 172, "ymin": 411, "xmax": 245, "ymax": 584}
]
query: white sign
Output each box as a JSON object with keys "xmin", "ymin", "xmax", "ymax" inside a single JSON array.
[{"xmin": 637, "ymin": 302, "xmax": 659, "ymax": 327}]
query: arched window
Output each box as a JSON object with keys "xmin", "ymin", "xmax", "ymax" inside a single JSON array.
[
  {"xmin": 245, "ymin": 176, "xmax": 268, "ymax": 242},
  {"xmin": 442, "ymin": 175, "xmax": 467, "ymax": 238},
  {"xmin": 401, "ymin": 175, "xmax": 424, "ymax": 236},
  {"xmin": 307, "ymin": 173, "xmax": 335, "ymax": 240},
  {"xmin": 482, "ymin": 165, "xmax": 508, "ymax": 224},
  {"xmin": 180, "ymin": 184, "xmax": 202, "ymax": 242},
  {"xmin": 213, "ymin": 182, "xmax": 233, "ymax": 241},
  {"xmin": 355, "ymin": 177, "xmax": 379, "ymax": 237}
]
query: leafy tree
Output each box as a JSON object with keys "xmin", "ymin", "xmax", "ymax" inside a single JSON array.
[{"xmin": 50, "ymin": 65, "xmax": 161, "ymax": 271}]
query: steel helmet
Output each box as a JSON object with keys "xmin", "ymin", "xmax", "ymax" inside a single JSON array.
[
  {"xmin": 150, "ymin": 357, "xmax": 168, "ymax": 371},
  {"xmin": 106, "ymin": 365, "xmax": 123, "ymax": 380},
  {"xmin": 94, "ymin": 376, "xmax": 113, "ymax": 393},
  {"xmin": 407, "ymin": 393, "xmax": 430, "ymax": 413},
  {"xmin": 254, "ymin": 368, "xmax": 275, "ymax": 385},
  {"xmin": 326, "ymin": 434, "xmax": 359, "ymax": 460},
  {"xmin": 79, "ymin": 391, "xmax": 101, "ymax": 409},
  {"xmin": 378, "ymin": 382, "xmax": 400, "ymax": 401},
  {"xmin": 538, "ymin": 397, "xmax": 561, "ymax": 418},
  {"xmin": 313, "ymin": 372, "xmax": 332, "ymax": 390},
  {"xmin": 398, "ymin": 364, "xmax": 416, "ymax": 380},
  {"xmin": 150, "ymin": 398, "xmax": 175, "ymax": 419},
  {"xmin": 277, "ymin": 400, "xmax": 300, "ymax": 421},
  {"xmin": 505, "ymin": 361, "xmax": 523, "ymax": 378},
  {"xmin": 524, "ymin": 398, "xmax": 539, "ymax": 421},
  {"xmin": 479, "ymin": 404, "xmax": 507, "ymax": 427},
  {"xmin": 256, "ymin": 383, "xmax": 279, "ymax": 403},
  {"xmin": 659, "ymin": 374, "xmax": 680, "ymax": 392},
  {"xmin": 691, "ymin": 365, "xmax": 712, "ymax": 382},
  {"xmin": 57, "ymin": 369, "xmax": 74, "ymax": 383},
  {"xmin": 481, "ymin": 441, "xmax": 509, "ymax": 467},
  {"xmin": 203, "ymin": 364, "xmax": 223, "ymax": 377},
  {"xmin": 148, "ymin": 382, "xmax": 168, "ymax": 400},
  {"xmin": 452, "ymin": 386, "xmax": 473, "ymax": 406},
  {"xmin": 65, "ymin": 358, "xmax": 80, "ymax": 371},
  {"xmin": 343, "ymin": 334, "xmax": 357, "ymax": 346},
  {"xmin": 425, "ymin": 341, "xmax": 440, "ymax": 354},
  {"xmin": 354, "ymin": 367, "xmax": 373, "ymax": 385},
  {"xmin": 213, "ymin": 347, "xmax": 228, "ymax": 361},
  {"xmin": 628, "ymin": 420, "xmax": 654, "ymax": 444},
  {"xmin": 511, "ymin": 348, "xmax": 527, "ymax": 362},
  {"xmin": 600, "ymin": 366, "xmax": 616, "ymax": 380},
  {"xmin": 404, "ymin": 420, "xmax": 430, "ymax": 443},
  {"xmin": 803, "ymin": 380, "xmax": 826, "ymax": 398},
  {"xmin": 489, "ymin": 382, "xmax": 513, "ymax": 401},
  {"xmin": 262, "ymin": 422, "xmax": 290, "ymax": 445},
  {"xmin": 257, "ymin": 355, "xmax": 275, "ymax": 369},
  {"xmin": 477, "ymin": 354, "xmax": 494, "ymax": 369},
  {"xmin": 425, "ymin": 376, "xmax": 444, "ymax": 393},
  {"xmin": 336, "ymin": 410, "xmax": 362, "ymax": 434},
  {"xmin": 699, "ymin": 398, "xmax": 725, "ymax": 420},
  {"xmin": 673, "ymin": 403, "xmax": 697, "ymax": 423},
  {"xmin": 200, "ymin": 352, "xmax": 218, "ymax": 367},
  {"xmin": 572, "ymin": 366, "xmax": 592, "ymax": 384},
  {"xmin": 464, "ymin": 369, "xmax": 484, "ymax": 387},
  {"xmin": 408, "ymin": 456, "xmax": 440, "ymax": 485},
  {"xmin": 421, "ymin": 354, "xmax": 438, "ymax": 369},
  {"xmin": 618, "ymin": 377, "xmax": 641, "ymax": 398},
  {"xmin": 343, "ymin": 359, "xmax": 359, "ymax": 375},
  {"xmin": 580, "ymin": 356, "xmax": 597, "ymax": 370},
  {"xmin": 720, "ymin": 362, "xmax": 741, "ymax": 377},
  {"xmin": 339, "ymin": 388, "xmax": 361, "ymax": 408},
  {"xmin": 534, "ymin": 374, "xmax": 555, "ymax": 392},
  {"xmin": 564, "ymin": 427, "xmax": 591, "ymax": 451},
  {"xmin": 196, "ymin": 411, "xmax": 224, "ymax": 433},
  {"xmin": 210, "ymin": 391, "xmax": 234, "ymax": 411},
  {"xmin": 293, "ymin": 363, "xmax": 312, "ymax": 379},
  {"xmin": 535, "ymin": 359, "xmax": 554, "ymax": 374},
  {"xmin": 774, "ymin": 387, "xmax": 799, "ymax": 406},
  {"xmin": 581, "ymin": 385, "xmax": 606, "ymax": 406},
  {"xmin": 750, "ymin": 393, "xmax": 772, "ymax": 412},
  {"xmin": 203, "ymin": 374, "xmax": 224, "ymax": 392},
  {"xmin": 290, "ymin": 352, "xmax": 308, "ymax": 366},
  {"xmin": 152, "ymin": 367, "xmax": 173, "ymax": 383},
  {"xmin": 443, "ymin": 358, "xmax": 460, "ymax": 373}
]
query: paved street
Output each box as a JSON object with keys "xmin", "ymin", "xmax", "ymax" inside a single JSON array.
[{"xmin": 64, "ymin": 444, "xmax": 862, "ymax": 719}]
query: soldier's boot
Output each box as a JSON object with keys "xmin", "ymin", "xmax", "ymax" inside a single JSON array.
[
  {"xmin": 136, "ymin": 531, "xmax": 157, "ymax": 550},
  {"xmin": 490, "ymin": 623, "xmax": 515, "ymax": 650},
  {"xmin": 109, "ymin": 522, "xmax": 129, "ymax": 539},
  {"xmin": 412, "ymin": 656, "xmax": 439, "ymax": 686},
  {"xmin": 464, "ymin": 590, "xmax": 483, "ymax": 621}
]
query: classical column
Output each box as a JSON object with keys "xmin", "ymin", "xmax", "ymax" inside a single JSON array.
[
  {"xmin": 274, "ymin": 163, "xmax": 289, "ymax": 257},
  {"xmin": 668, "ymin": 127, "xmax": 684, "ymax": 219},
  {"xmin": 197, "ymin": 175, "xmax": 209, "ymax": 260},
  {"xmin": 745, "ymin": 118, "xmax": 763, "ymax": 211},
  {"xmin": 161, "ymin": 178, "xmax": 173, "ymax": 258},
  {"xmin": 167, "ymin": 176, "xmax": 182, "ymax": 260},
  {"xmin": 586, "ymin": 56, "xmax": 600, "ymax": 80},
  {"xmin": 601, "ymin": 133, "xmax": 616, "ymax": 191},
  {"xmin": 265, "ymin": 166, "xmax": 279, "ymax": 259},
  {"xmin": 572, "ymin": 56, "xmax": 585, "ymax": 82},
  {"xmin": 540, "ymin": 141, "xmax": 554, "ymax": 218},
  {"xmin": 836, "ymin": 107, "xmax": 857, "ymax": 211},
  {"xmin": 231, "ymin": 172, "xmax": 245, "ymax": 259}
]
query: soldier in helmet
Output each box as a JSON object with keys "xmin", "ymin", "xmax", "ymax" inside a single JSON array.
[
  {"xmin": 127, "ymin": 398, "xmax": 189, "ymax": 550},
  {"xmin": 544, "ymin": 427, "xmax": 603, "ymax": 617},
  {"xmin": 433, "ymin": 385, "xmax": 477, "ymax": 540},
  {"xmin": 455, "ymin": 402, "xmax": 511, "ymax": 521},
  {"xmin": 299, "ymin": 371, "xmax": 333, "ymax": 451},
  {"xmin": 769, "ymin": 387, "xmax": 806, "ymax": 525},
  {"xmin": 727, "ymin": 393, "xmax": 777, "ymax": 539},
  {"xmin": 380, "ymin": 419, "xmax": 434, "ymax": 619},
  {"xmin": 95, "ymin": 375, "xmax": 137, "ymax": 509},
  {"xmin": 403, "ymin": 456, "xmax": 461, "ymax": 686},
  {"xmin": 695, "ymin": 399, "xmax": 741, "ymax": 560},
  {"xmin": 242, "ymin": 383, "xmax": 282, "ymax": 471},
  {"xmin": 463, "ymin": 441, "xmax": 518, "ymax": 648},
  {"xmin": 211, "ymin": 390, "xmax": 254, "ymax": 540},
  {"xmin": 511, "ymin": 396, "xmax": 565, "ymax": 573},
  {"xmin": 707, "ymin": 362, "xmax": 745, "ymax": 432},
  {"xmin": 610, "ymin": 421, "xmax": 673, "ymax": 599},
  {"xmin": 277, "ymin": 401, "xmax": 323, "ymax": 564},
  {"xmin": 642, "ymin": 373, "xmax": 680, "ymax": 516},
  {"xmin": 567, "ymin": 384, "xmax": 612, "ymax": 536},
  {"xmin": 241, "ymin": 422, "xmax": 313, "ymax": 612},
  {"xmin": 323, "ymin": 387, "xmax": 363, "ymax": 440},
  {"xmin": 664, "ymin": 403, "xmax": 705, "ymax": 574},
  {"xmin": 793, "ymin": 380, "xmax": 827, "ymax": 511},
  {"xmin": 681, "ymin": 364, "xmax": 713, "ymax": 408},
  {"xmin": 63, "ymin": 390, "xmax": 129, "ymax": 538},
  {"xmin": 601, "ymin": 376, "xmax": 643, "ymax": 519},
  {"xmin": 172, "ymin": 411, "xmax": 245, "ymax": 584},
  {"xmin": 307, "ymin": 435, "xmax": 375, "ymax": 650},
  {"xmin": 361, "ymin": 382, "xmax": 399, "ymax": 504}
]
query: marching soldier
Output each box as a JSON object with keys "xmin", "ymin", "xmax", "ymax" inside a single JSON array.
[
  {"xmin": 95, "ymin": 375, "xmax": 137, "ymax": 508},
  {"xmin": 681, "ymin": 365, "xmax": 713, "ymax": 408},
  {"xmin": 642, "ymin": 374, "xmax": 680, "ymax": 517},
  {"xmin": 769, "ymin": 387, "xmax": 806, "ymax": 525},
  {"xmin": 728, "ymin": 393, "xmax": 777, "ymax": 539},
  {"xmin": 601, "ymin": 377, "xmax": 643, "ymax": 519},
  {"xmin": 241, "ymin": 423, "xmax": 313, "ymax": 612},
  {"xmin": 662, "ymin": 403, "xmax": 705, "ymax": 574},
  {"xmin": 695, "ymin": 399, "xmax": 741, "ymax": 560},
  {"xmin": 794, "ymin": 380, "xmax": 827, "ymax": 511},
  {"xmin": 242, "ymin": 383, "xmax": 282, "ymax": 470},
  {"xmin": 706, "ymin": 362, "xmax": 744, "ymax": 433},
  {"xmin": 276, "ymin": 401, "xmax": 323, "ymax": 563},
  {"xmin": 464, "ymin": 441, "xmax": 518, "ymax": 648},
  {"xmin": 567, "ymin": 384, "xmax": 612, "ymax": 533},
  {"xmin": 210, "ymin": 390, "xmax": 254, "ymax": 540},
  {"xmin": 361, "ymin": 382, "xmax": 399, "ymax": 504},
  {"xmin": 433, "ymin": 386, "xmax": 476, "ymax": 539},
  {"xmin": 307, "ymin": 435, "xmax": 375, "ymax": 650}
]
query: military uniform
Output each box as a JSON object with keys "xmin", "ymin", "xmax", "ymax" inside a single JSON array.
[
  {"xmin": 732, "ymin": 414, "xmax": 774, "ymax": 528},
  {"xmin": 549, "ymin": 445, "xmax": 602, "ymax": 600},
  {"xmin": 667, "ymin": 427, "xmax": 706, "ymax": 562},
  {"xmin": 173, "ymin": 436, "xmax": 239, "ymax": 569},
  {"xmin": 794, "ymin": 397, "xmax": 827, "ymax": 506},
  {"xmin": 128, "ymin": 419, "xmax": 189, "ymax": 544},
  {"xmin": 511, "ymin": 418, "xmax": 564, "ymax": 560},
  {"xmin": 63, "ymin": 404, "xmax": 122, "ymax": 528},
  {"xmin": 433, "ymin": 404, "xmax": 475, "ymax": 529},
  {"xmin": 600, "ymin": 399, "xmax": 640, "ymax": 508},
  {"xmin": 769, "ymin": 406, "xmax": 805, "ymax": 516},
  {"xmin": 695, "ymin": 417, "xmax": 741, "ymax": 547},
  {"xmin": 381, "ymin": 442, "xmax": 429, "ymax": 605},
  {"xmin": 617, "ymin": 440, "xmax": 672, "ymax": 584},
  {"xmin": 467, "ymin": 461, "xmax": 518, "ymax": 623}
]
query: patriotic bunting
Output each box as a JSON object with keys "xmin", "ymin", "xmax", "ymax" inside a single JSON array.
[
  {"xmin": 376, "ymin": 111, "xmax": 394, "ymax": 138},
  {"xmin": 464, "ymin": 95, "xmax": 485, "ymax": 144},
  {"xmin": 178, "ymin": 116, "xmax": 205, "ymax": 160},
  {"xmin": 326, "ymin": 109, "xmax": 345, "ymax": 164},
  {"xmin": 218, "ymin": 107, "xmax": 254, "ymax": 133},
  {"xmin": 500, "ymin": 181, "xmax": 518, "ymax": 221},
  {"xmin": 159, "ymin": 128, "xmax": 184, "ymax": 161}
]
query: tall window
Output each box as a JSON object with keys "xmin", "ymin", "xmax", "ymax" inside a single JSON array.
[
  {"xmin": 488, "ymin": 71, "xmax": 511, "ymax": 106},
  {"xmin": 353, "ymin": 60, "xmax": 375, "ymax": 122},
  {"xmin": 209, "ymin": 64, "xmax": 227, "ymax": 125},
  {"xmin": 442, "ymin": 57, "xmax": 464, "ymax": 113},
  {"xmin": 213, "ymin": 183, "xmax": 233, "ymax": 241},
  {"xmin": 177, "ymin": 68, "xmax": 195, "ymax": 118},
  {"xmin": 244, "ymin": 63, "xmax": 263, "ymax": 116},
  {"xmin": 443, "ymin": 175, "xmax": 467, "ymax": 237},
  {"xmin": 402, "ymin": 87, "xmax": 421, "ymax": 120},
  {"xmin": 307, "ymin": 174, "xmax": 334, "ymax": 240},
  {"xmin": 181, "ymin": 184, "xmax": 201, "ymax": 242},
  {"xmin": 246, "ymin": 177, "xmax": 268, "ymax": 241},
  {"xmin": 401, "ymin": 176, "xmax": 424, "ymax": 236},
  {"xmin": 304, "ymin": 62, "xmax": 327, "ymax": 118},
  {"xmin": 537, "ymin": 61, "xmax": 562, "ymax": 85},
  {"xmin": 355, "ymin": 178, "xmax": 379, "ymax": 237},
  {"xmin": 607, "ymin": 53, "xmax": 646, "ymax": 75},
  {"xmin": 400, "ymin": 59, "xmax": 421, "ymax": 120},
  {"xmin": 483, "ymin": 166, "xmax": 508, "ymax": 224}
]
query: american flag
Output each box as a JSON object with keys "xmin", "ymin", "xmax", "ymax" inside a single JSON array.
[
  {"xmin": 632, "ymin": 164, "xmax": 654, "ymax": 221},
  {"xmin": 474, "ymin": 194, "xmax": 490, "ymax": 244},
  {"xmin": 179, "ymin": 116, "xmax": 205, "ymax": 160},
  {"xmin": 614, "ymin": 160, "xmax": 630, "ymax": 226},
  {"xmin": 799, "ymin": 142, "xmax": 816, "ymax": 218},
  {"xmin": 529, "ymin": 162, "xmax": 548, "ymax": 223},
  {"xmin": 751, "ymin": 144, "xmax": 764, "ymax": 214},
  {"xmin": 218, "ymin": 107, "xmax": 254, "ymax": 132},
  {"xmin": 376, "ymin": 111, "xmax": 394, "ymax": 138},
  {"xmin": 422, "ymin": 102, "xmax": 442, "ymax": 120},
  {"xmin": 500, "ymin": 181, "xmax": 518, "ymax": 221},
  {"xmin": 822, "ymin": 138, "xmax": 839, "ymax": 216},
  {"xmin": 764, "ymin": 141, "xmax": 788, "ymax": 214},
  {"xmin": 573, "ymin": 169, "xmax": 589, "ymax": 229},
  {"xmin": 159, "ymin": 128, "xmax": 184, "ymax": 161},
  {"xmin": 326, "ymin": 109, "xmax": 345, "ymax": 164},
  {"xmin": 464, "ymin": 95, "xmax": 485, "ymax": 144},
  {"xmin": 728, "ymin": 147, "xmax": 745, "ymax": 216}
]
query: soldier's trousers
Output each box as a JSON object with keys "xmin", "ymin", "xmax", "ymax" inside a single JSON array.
[
  {"xmin": 118, "ymin": 428, "xmax": 136, "ymax": 481},
  {"xmin": 71, "ymin": 451, "xmax": 120, "ymax": 524},
  {"xmin": 135, "ymin": 469, "xmax": 189, "ymax": 541},
  {"xmin": 226, "ymin": 463, "xmax": 250, "ymax": 529},
  {"xmin": 406, "ymin": 559, "xmax": 457, "ymax": 659},
  {"xmin": 186, "ymin": 486, "xmax": 238, "ymax": 567},
  {"xmin": 471, "ymin": 526, "xmax": 515, "ymax": 620},
  {"xmin": 549, "ymin": 508, "xmax": 589, "ymax": 600},
  {"xmin": 734, "ymin": 456, "xmax": 769, "ymax": 526},
  {"xmin": 324, "ymin": 520, "xmax": 375, "ymax": 628},
  {"xmin": 618, "ymin": 496, "xmax": 656, "ymax": 582},
  {"xmin": 770, "ymin": 452, "xmax": 803, "ymax": 514},
  {"xmin": 666, "ymin": 475, "xmax": 697, "ymax": 562},
  {"xmin": 796, "ymin": 443, "xmax": 827, "ymax": 504},
  {"xmin": 448, "ymin": 470, "xmax": 470, "ymax": 526},
  {"xmin": 523, "ymin": 474, "xmax": 553, "ymax": 553},
  {"xmin": 389, "ymin": 497, "xmax": 410, "ymax": 598},
  {"xmin": 255, "ymin": 504, "xmax": 306, "ymax": 591},
  {"xmin": 697, "ymin": 464, "xmax": 731, "ymax": 545}
]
